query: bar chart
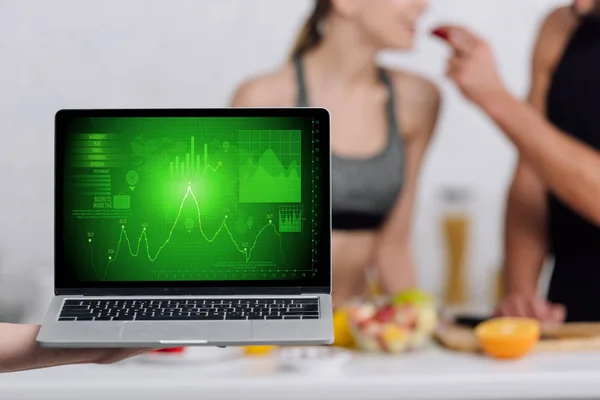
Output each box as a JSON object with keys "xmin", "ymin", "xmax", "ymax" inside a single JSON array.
[{"xmin": 170, "ymin": 136, "xmax": 210, "ymax": 181}]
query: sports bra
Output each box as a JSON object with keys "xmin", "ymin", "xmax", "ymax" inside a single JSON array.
[{"xmin": 294, "ymin": 56, "xmax": 406, "ymax": 231}]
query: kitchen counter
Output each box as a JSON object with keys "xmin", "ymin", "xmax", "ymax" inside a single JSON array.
[{"xmin": 2, "ymin": 346, "xmax": 600, "ymax": 399}]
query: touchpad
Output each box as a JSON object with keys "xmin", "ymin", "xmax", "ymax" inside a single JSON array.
[{"xmin": 120, "ymin": 321, "xmax": 252, "ymax": 344}]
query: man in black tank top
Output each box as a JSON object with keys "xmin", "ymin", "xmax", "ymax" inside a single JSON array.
[{"xmin": 432, "ymin": 1, "xmax": 600, "ymax": 322}]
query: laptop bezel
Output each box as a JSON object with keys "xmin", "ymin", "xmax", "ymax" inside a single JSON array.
[{"xmin": 54, "ymin": 108, "xmax": 331, "ymax": 296}]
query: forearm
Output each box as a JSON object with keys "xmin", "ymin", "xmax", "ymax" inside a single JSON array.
[
  {"xmin": 503, "ymin": 205, "xmax": 546, "ymax": 296},
  {"xmin": 484, "ymin": 93, "xmax": 600, "ymax": 227},
  {"xmin": 502, "ymin": 161, "xmax": 549, "ymax": 296},
  {"xmin": 375, "ymin": 242, "xmax": 417, "ymax": 294},
  {"xmin": 0, "ymin": 324, "xmax": 99, "ymax": 373}
]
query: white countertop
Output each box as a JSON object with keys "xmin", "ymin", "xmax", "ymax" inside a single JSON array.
[{"xmin": 2, "ymin": 346, "xmax": 600, "ymax": 400}]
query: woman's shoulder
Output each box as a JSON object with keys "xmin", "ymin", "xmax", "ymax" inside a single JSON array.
[
  {"xmin": 385, "ymin": 68, "xmax": 441, "ymax": 140},
  {"xmin": 386, "ymin": 68, "xmax": 440, "ymax": 107},
  {"xmin": 230, "ymin": 64, "xmax": 298, "ymax": 107}
]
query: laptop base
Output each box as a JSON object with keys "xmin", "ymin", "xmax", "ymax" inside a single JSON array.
[{"xmin": 36, "ymin": 295, "xmax": 334, "ymax": 348}]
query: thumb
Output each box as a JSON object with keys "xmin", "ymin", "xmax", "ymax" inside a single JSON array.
[
  {"xmin": 432, "ymin": 25, "xmax": 478, "ymax": 54},
  {"xmin": 549, "ymin": 303, "xmax": 566, "ymax": 323}
]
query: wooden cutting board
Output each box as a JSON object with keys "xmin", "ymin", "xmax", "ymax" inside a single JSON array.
[{"xmin": 435, "ymin": 321, "xmax": 600, "ymax": 353}]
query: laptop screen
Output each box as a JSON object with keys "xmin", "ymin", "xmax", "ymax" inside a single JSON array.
[{"xmin": 55, "ymin": 109, "xmax": 330, "ymax": 293}]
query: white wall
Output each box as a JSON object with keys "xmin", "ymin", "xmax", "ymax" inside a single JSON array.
[{"xmin": 0, "ymin": 0, "xmax": 569, "ymax": 321}]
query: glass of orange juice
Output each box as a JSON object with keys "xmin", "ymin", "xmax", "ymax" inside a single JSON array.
[{"xmin": 440, "ymin": 187, "xmax": 471, "ymax": 308}]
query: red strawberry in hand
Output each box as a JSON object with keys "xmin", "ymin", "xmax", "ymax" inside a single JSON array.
[
  {"xmin": 374, "ymin": 304, "xmax": 396, "ymax": 323},
  {"xmin": 431, "ymin": 27, "xmax": 450, "ymax": 41}
]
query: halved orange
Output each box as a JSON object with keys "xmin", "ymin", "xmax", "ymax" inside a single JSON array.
[
  {"xmin": 333, "ymin": 308, "xmax": 356, "ymax": 348},
  {"xmin": 475, "ymin": 317, "xmax": 540, "ymax": 359}
]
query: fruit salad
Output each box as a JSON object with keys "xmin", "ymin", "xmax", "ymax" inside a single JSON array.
[{"xmin": 347, "ymin": 290, "xmax": 439, "ymax": 354}]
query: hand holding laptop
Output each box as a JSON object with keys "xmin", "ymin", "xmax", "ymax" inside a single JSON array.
[{"xmin": 0, "ymin": 323, "xmax": 152, "ymax": 373}]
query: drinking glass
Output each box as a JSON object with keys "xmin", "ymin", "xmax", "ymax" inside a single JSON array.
[{"xmin": 440, "ymin": 187, "xmax": 471, "ymax": 307}]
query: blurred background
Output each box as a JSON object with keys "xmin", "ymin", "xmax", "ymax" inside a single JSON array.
[{"xmin": 0, "ymin": 0, "xmax": 569, "ymax": 323}]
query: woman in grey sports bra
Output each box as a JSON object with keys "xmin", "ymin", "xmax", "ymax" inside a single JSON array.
[{"xmin": 231, "ymin": 0, "xmax": 440, "ymax": 307}]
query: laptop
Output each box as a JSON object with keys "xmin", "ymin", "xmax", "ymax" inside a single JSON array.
[{"xmin": 37, "ymin": 107, "xmax": 333, "ymax": 348}]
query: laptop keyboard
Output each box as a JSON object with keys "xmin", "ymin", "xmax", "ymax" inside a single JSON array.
[{"xmin": 58, "ymin": 298, "xmax": 320, "ymax": 321}]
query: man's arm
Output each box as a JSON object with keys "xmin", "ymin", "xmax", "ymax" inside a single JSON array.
[
  {"xmin": 504, "ymin": 163, "xmax": 547, "ymax": 296},
  {"xmin": 485, "ymin": 90, "xmax": 600, "ymax": 227},
  {"xmin": 503, "ymin": 8, "xmax": 575, "ymax": 297},
  {"xmin": 0, "ymin": 324, "xmax": 150, "ymax": 373},
  {"xmin": 436, "ymin": 18, "xmax": 600, "ymax": 228}
]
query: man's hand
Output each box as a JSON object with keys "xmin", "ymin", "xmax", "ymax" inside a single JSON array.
[
  {"xmin": 494, "ymin": 294, "xmax": 566, "ymax": 324},
  {"xmin": 432, "ymin": 26, "xmax": 510, "ymax": 109}
]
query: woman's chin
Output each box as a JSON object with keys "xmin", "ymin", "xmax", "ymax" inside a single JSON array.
[{"xmin": 385, "ymin": 41, "xmax": 415, "ymax": 52}]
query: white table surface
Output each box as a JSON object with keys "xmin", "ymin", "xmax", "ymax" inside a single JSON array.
[{"xmin": 2, "ymin": 346, "xmax": 600, "ymax": 400}]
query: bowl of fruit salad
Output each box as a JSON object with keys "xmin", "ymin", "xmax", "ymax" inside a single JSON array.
[{"xmin": 347, "ymin": 289, "xmax": 439, "ymax": 354}]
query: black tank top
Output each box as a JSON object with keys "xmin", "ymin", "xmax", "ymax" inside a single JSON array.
[{"xmin": 546, "ymin": 15, "xmax": 600, "ymax": 322}]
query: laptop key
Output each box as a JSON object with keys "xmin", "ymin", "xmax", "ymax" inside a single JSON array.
[
  {"xmin": 76, "ymin": 316, "xmax": 94, "ymax": 321},
  {"xmin": 59, "ymin": 317, "xmax": 76, "ymax": 321},
  {"xmin": 61, "ymin": 309, "xmax": 93, "ymax": 315},
  {"xmin": 266, "ymin": 315, "xmax": 283, "ymax": 320},
  {"xmin": 62, "ymin": 305, "xmax": 89, "ymax": 310},
  {"xmin": 297, "ymin": 299, "xmax": 319, "ymax": 304},
  {"xmin": 174, "ymin": 312, "xmax": 190, "ymax": 318},
  {"xmin": 181, "ymin": 314, "xmax": 221, "ymax": 320},
  {"xmin": 175, "ymin": 315, "xmax": 201, "ymax": 320},
  {"xmin": 226, "ymin": 311, "xmax": 244, "ymax": 318}
]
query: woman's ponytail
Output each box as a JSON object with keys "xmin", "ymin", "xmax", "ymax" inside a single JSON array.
[{"xmin": 290, "ymin": 0, "xmax": 332, "ymax": 59}]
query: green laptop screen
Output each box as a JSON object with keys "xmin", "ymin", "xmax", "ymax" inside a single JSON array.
[{"xmin": 58, "ymin": 112, "xmax": 329, "ymax": 286}]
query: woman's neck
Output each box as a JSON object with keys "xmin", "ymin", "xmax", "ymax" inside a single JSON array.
[{"xmin": 303, "ymin": 15, "xmax": 381, "ymax": 89}]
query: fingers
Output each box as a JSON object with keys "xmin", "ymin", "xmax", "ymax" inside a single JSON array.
[
  {"xmin": 495, "ymin": 296, "xmax": 565, "ymax": 324},
  {"xmin": 549, "ymin": 303, "xmax": 566, "ymax": 323},
  {"xmin": 495, "ymin": 296, "xmax": 530, "ymax": 318},
  {"xmin": 530, "ymin": 298, "xmax": 550, "ymax": 319},
  {"xmin": 432, "ymin": 25, "xmax": 481, "ymax": 55},
  {"xmin": 445, "ymin": 56, "xmax": 462, "ymax": 79},
  {"xmin": 449, "ymin": 28, "xmax": 479, "ymax": 56}
]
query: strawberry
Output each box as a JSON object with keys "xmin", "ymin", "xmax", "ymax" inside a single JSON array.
[
  {"xmin": 431, "ymin": 27, "xmax": 450, "ymax": 41},
  {"xmin": 374, "ymin": 304, "xmax": 396, "ymax": 323}
]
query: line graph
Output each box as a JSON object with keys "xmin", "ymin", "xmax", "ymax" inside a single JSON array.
[{"xmin": 88, "ymin": 162, "xmax": 286, "ymax": 281}]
